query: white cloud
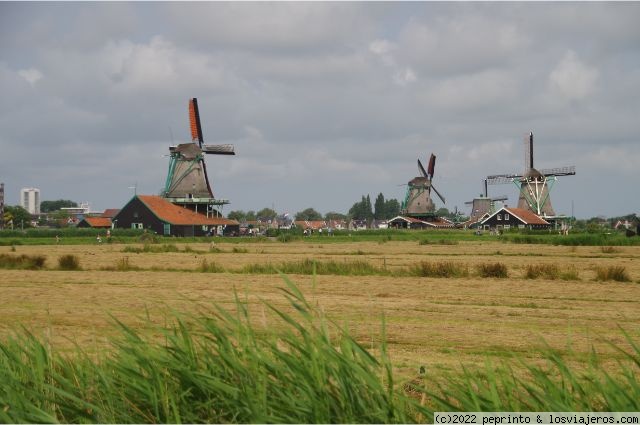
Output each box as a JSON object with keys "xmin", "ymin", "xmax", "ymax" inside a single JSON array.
[
  {"xmin": 18, "ymin": 68, "xmax": 42, "ymax": 86},
  {"xmin": 548, "ymin": 50, "xmax": 599, "ymax": 100}
]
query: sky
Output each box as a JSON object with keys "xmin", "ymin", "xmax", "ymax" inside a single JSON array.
[{"xmin": 1, "ymin": 2, "xmax": 639, "ymax": 219}]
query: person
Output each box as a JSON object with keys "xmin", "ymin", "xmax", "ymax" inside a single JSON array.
[
  {"xmin": 97, "ymin": 235, "xmax": 102, "ymax": 243},
  {"xmin": 106, "ymin": 229, "xmax": 111, "ymax": 239},
  {"xmin": 55, "ymin": 235, "xmax": 60, "ymax": 244}
]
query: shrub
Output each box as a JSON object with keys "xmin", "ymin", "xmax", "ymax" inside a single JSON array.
[
  {"xmin": 198, "ymin": 259, "xmax": 225, "ymax": 273},
  {"xmin": 232, "ymin": 247, "xmax": 248, "ymax": 254},
  {"xmin": 477, "ymin": 262, "xmax": 508, "ymax": 278},
  {"xmin": 524, "ymin": 264, "xmax": 560, "ymax": 280},
  {"xmin": 115, "ymin": 257, "xmax": 139, "ymax": 271},
  {"xmin": 601, "ymin": 246, "xmax": 620, "ymax": 254},
  {"xmin": 58, "ymin": 254, "xmax": 81, "ymax": 271},
  {"xmin": 410, "ymin": 261, "xmax": 469, "ymax": 278},
  {"xmin": 595, "ymin": 265, "xmax": 631, "ymax": 282},
  {"xmin": 0, "ymin": 254, "xmax": 46, "ymax": 270}
]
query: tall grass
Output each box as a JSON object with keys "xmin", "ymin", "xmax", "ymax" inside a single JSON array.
[
  {"xmin": 476, "ymin": 262, "xmax": 508, "ymax": 278},
  {"xmin": 0, "ymin": 277, "xmax": 423, "ymax": 423},
  {"xmin": 240, "ymin": 259, "xmax": 386, "ymax": 276},
  {"xmin": 409, "ymin": 261, "xmax": 469, "ymax": 278},
  {"xmin": 0, "ymin": 253, "xmax": 46, "ymax": 270},
  {"xmin": 57, "ymin": 254, "xmax": 81, "ymax": 271},
  {"xmin": 422, "ymin": 330, "xmax": 640, "ymax": 413},
  {"xmin": 594, "ymin": 265, "xmax": 632, "ymax": 282}
]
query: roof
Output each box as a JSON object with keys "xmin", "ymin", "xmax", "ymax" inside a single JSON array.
[
  {"xmin": 294, "ymin": 220, "xmax": 327, "ymax": 230},
  {"xmin": 481, "ymin": 207, "xmax": 550, "ymax": 225},
  {"xmin": 504, "ymin": 207, "xmax": 550, "ymax": 225},
  {"xmin": 101, "ymin": 208, "xmax": 120, "ymax": 218},
  {"xmin": 388, "ymin": 215, "xmax": 455, "ymax": 228},
  {"xmin": 136, "ymin": 195, "xmax": 239, "ymax": 226},
  {"xmin": 81, "ymin": 217, "xmax": 112, "ymax": 228}
]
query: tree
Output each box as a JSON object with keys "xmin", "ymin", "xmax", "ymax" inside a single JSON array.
[
  {"xmin": 295, "ymin": 208, "xmax": 322, "ymax": 221},
  {"xmin": 256, "ymin": 208, "xmax": 277, "ymax": 221},
  {"xmin": 245, "ymin": 210, "xmax": 257, "ymax": 221},
  {"xmin": 384, "ymin": 198, "xmax": 400, "ymax": 219},
  {"xmin": 3, "ymin": 205, "xmax": 32, "ymax": 228},
  {"xmin": 325, "ymin": 211, "xmax": 347, "ymax": 221},
  {"xmin": 435, "ymin": 207, "xmax": 450, "ymax": 217},
  {"xmin": 374, "ymin": 193, "xmax": 386, "ymax": 220},
  {"xmin": 40, "ymin": 199, "xmax": 78, "ymax": 213},
  {"xmin": 227, "ymin": 210, "xmax": 246, "ymax": 222},
  {"xmin": 348, "ymin": 195, "xmax": 373, "ymax": 221}
]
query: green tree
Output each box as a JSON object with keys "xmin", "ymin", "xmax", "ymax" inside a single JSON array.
[
  {"xmin": 374, "ymin": 193, "xmax": 386, "ymax": 220},
  {"xmin": 435, "ymin": 207, "xmax": 450, "ymax": 217},
  {"xmin": 40, "ymin": 199, "xmax": 78, "ymax": 213},
  {"xmin": 325, "ymin": 211, "xmax": 347, "ymax": 221},
  {"xmin": 245, "ymin": 210, "xmax": 257, "ymax": 221},
  {"xmin": 295, "ymin": 208, "xmax": 323, "ymax": 221},
  {"xmin": 349, "ymin": 195, "xmax": 373, "ymax": 221},
  {"xmin": 256, "ymin": 208, "xmax": 277, "ymax": 221},
  {"xmin": 3, "ymin": 205, "xmax": 32, "ymax": 228},
  {"xmin": 227, "ymin": 210, "xmax": 246, "ymax": 222},
  {"xmin": 383, "ymin": 198, "xmax": 400, "ymax": 219}
]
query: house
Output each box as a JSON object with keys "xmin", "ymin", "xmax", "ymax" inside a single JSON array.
[
  {"xmin": 387, "ymin": 216, "xmax": 455, "ymax": 229},
  {"xmin": 480, "ymin": 207, "xmax": 550, "ymax": 231},
  {"xmin": 113, "ymin": 195, "xmax": 240, "ymax": 236},
  {"xmin": 77, "ymin": 216, "xmax": 112, "ymax": 229},
  {"xmin": 101, "ymin": 209, "xmax": 120, "ymax": 219},
  {"xmin": 294, "ymin": 220, "xmax": 327, "ymax": 233}
]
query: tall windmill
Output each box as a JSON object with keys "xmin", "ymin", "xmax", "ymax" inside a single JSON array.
[
  {"xmin": 0, "ymin": 183, "xmax": 4, "ymax": 230},
  {"xmin": 401, "ymin": 154, "xmax": 446, "ymax": 216},
  {"xmin": 163, "ymin": 98, "xmax": 235, "ymax": 217},
  {"xmin": 486, "ymin": 132, "xmax": 575, "ymax": 217},
  {"xmin": 465, "ymin": 182, "xmax": 508, "ymax": 222}
]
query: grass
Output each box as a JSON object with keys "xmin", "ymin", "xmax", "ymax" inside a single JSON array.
[
  {"xmin": 0, "ymin": 253, "xmax": 46, "ymax": 270},
  {"xmin": 601, "ymin": 246, "xmax": 620, "ymax": 254},
  {"xmin": 524, "ymin": 264, "xmax": 560, "ymax": 280},
  {"xmin": 0, "ymin": 277, "xmax": 639, "ymax": 423},
  {"xmin": 409, "ymin": 261, "xmax": 469, "ymax": 278},
  {"xmin": 241, "ymin": 258, "xmax": 386, "ymax": 276},
  {"xmin": 0, "ymin": 277, "xmax": 423, "ymax": 423},
  {"xmin": 595, "ymin": 265, "xmax": 632, "ymax": 282},
  {"xmin": 57, "ymin": 254, "xmax": 81, "ymax": 271},
  {"xmin": 198, "ymin": 259, "xmax": 225, "ymax": 273},
  {"xmin": 232, "ymin": 246, "xmax": 248, "ymax": 253},
  {"xmin": 419, "ymin": 239, "xmax": 459, "ymax": 246},
  {"xmin": 476, "ymin": 262, "xmax": 508, "ymax": 278}
]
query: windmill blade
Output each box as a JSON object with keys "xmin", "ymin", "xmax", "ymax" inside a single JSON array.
[
  {"xmin": 188, "ymin": 98, "xmax": 204, "ymax": 147},
  {"xmin": 431, "ymin": 183, "xmax": 446, "ymax": 204},
  {"xmin": 202, "ymin": 144, "xmax": 235, "ymax": 155},
  {"xmin": 427, "ymin": 154, "xmax": 436, "ymax": 179},
  {"xmin": 417, "ymin": 159, "xmax": 428, "ymax": 178}
]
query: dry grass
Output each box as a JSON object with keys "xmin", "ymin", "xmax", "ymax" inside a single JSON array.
[{"xmin": 0, "ymin": 240, "xmax": 639, "ymax": 377}]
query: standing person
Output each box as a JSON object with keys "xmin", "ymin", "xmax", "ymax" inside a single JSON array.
[
  {"xmin": 106, "ymin": 229, "xmax": 111, "ymax": 240},
  {"xmin": 55, "ymin": 235, "xmax": 60, "ymax": 244},
  {"xmin": 97, "ymin": 235, "xmax": 102, "ymax": 244}
]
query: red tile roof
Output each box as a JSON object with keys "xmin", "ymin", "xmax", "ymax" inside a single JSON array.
[
  {"xmin": 294, "ymin": 220, "xmax": 326, "ymax": 230},
  {"xmin": 504, "ymin": 207, "xmax": 550, "ymax": 225},
  {"xmin": 82, "ymin": 217, "xmax": 112, "ymax": 228},
  {"xmin": 101, "ymin": 208, "xmax": 120, "ymax": 218},
  {"xmin": 137, "ymin": 195, "xmax": 239, "ymax": 226}
]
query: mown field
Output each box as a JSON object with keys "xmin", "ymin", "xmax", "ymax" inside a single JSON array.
[{"xmin": 1, "ymin": 238, "xmax": 639, "ymax": 377}]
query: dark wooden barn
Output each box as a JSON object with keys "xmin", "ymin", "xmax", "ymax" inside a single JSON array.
[
  {"xmin": 113, "ymin": 195, "xmax": 239, "ymax": 236},
  {"xmin": 480, "ymin": 207, "xmax": 550, "ymax": 231}
]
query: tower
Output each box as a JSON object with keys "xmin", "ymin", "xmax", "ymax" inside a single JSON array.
[{"xmin": 401, "ymin": 153, "xmax": 445, "ymax": 217}]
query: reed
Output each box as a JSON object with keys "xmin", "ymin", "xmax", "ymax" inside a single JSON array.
[
  {"xmin": 594, "ymin": 265, "xmax": 631, "ymax": 282},
  {"xmin": 476, "ymin": 262, "xmax": 508, "ymax": 278},
  {"xmin": 0, "ymin": 253, "xmax": 46, "ymax": 270}
]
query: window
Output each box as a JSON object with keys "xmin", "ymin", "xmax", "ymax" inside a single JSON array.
[
  {"xmin": 504, "ymin": 225, "xmax": 510, "ymax": 230},
  {"xmin": 164, "ymin": 223, "xmax": 171, "ymax": 235},
  {"xmin": 131, "ymin": 223, "xmax": 144, "ymax": 229},
  {"xmin": 505, "ymin": 214, "xmax": 509, "ymax": 221},
  {"xmin": 497, "ymin": 214, "xmax": 502, "ymax": 221},
  {"xmin": 518, "ymin": 224, "xmax": 525, "ymax": 229}
]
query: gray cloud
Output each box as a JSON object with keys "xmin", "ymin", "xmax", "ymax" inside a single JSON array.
[{"xmin": 0, "ymin": 2, "xmax": 638, "ymax": 218}]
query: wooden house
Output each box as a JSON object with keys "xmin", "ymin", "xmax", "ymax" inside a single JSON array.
[
  {"xmin": 113, "ymin": 195, "xmax": 239, "ymax": 236},
  {"xmin": 77, "ymin": 217, "xmax": 112, "ymax": 229},
  {"xmin": 480, "ymin": 207, "xmax": 550, "ymax": 231}
]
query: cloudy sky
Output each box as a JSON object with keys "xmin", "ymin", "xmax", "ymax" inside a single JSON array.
[{"xmin": 1, "ymin": 2, "xmax": 639, "ymax": 218}]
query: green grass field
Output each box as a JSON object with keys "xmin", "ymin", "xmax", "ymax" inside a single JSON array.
[{"xmin": 0, "ymin": 232, "xmax": 639, "ymax": 422}]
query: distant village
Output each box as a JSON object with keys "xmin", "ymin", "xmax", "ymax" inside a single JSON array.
[{"xmin": 1, "ymin": 99, "xmax": 638, "ymax": 238}]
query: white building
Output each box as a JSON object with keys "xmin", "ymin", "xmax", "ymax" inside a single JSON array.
[{"xmin": 20, "ymin": 187, "xmax": 40, "ymax": 214}]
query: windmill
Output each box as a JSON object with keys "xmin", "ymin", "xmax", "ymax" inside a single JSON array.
[
  {"xmin": 486, "ymin": 132, "xmax": 575, "ymax": 217},
  {"xmin": 163, "ymin": 98, "xmax": 235, "ymax": 217},
  {"xmin": 0, "ymin": 183, "xmax": 4, "ymax": 230},
  {"xmin": 401, "ymin": 153, "xmax": 445, "ymax": 216}
]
